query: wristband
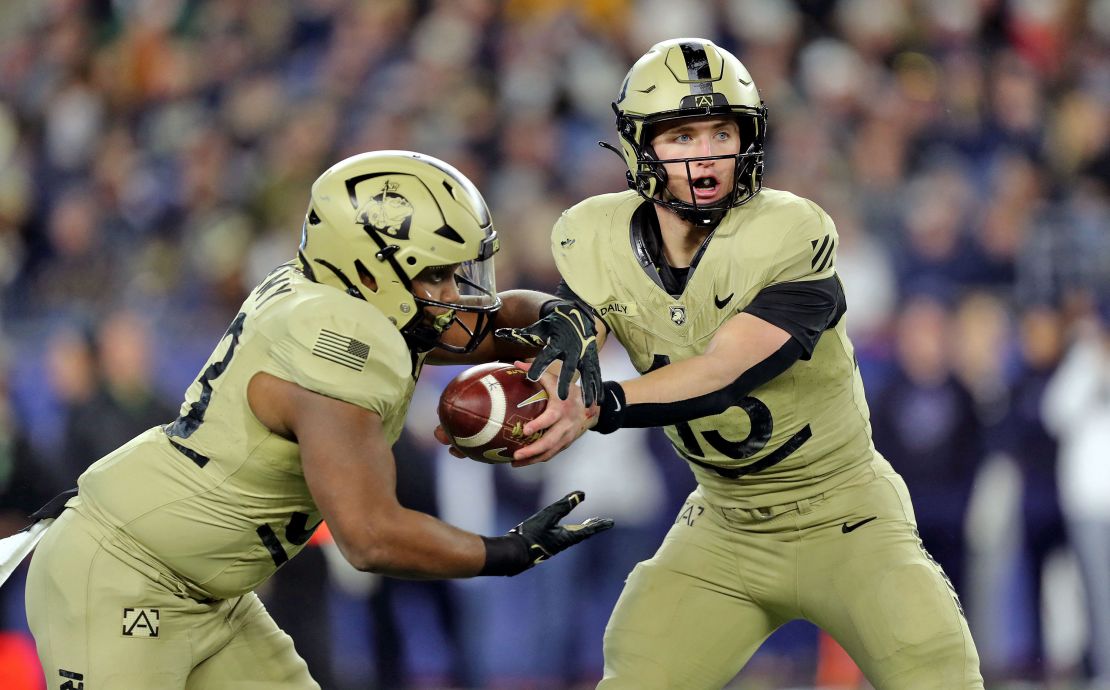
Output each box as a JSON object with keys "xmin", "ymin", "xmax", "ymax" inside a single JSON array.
[
  {"xmin": 591, "ymin": 381, "xmax": 627, "ymax": 435},
  {"xmin": 478, "ymin": 534, "xmax": 531, "ymax": 576}
]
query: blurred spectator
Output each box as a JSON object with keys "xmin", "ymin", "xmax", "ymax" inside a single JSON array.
[
  {"xmin": 870, "ymin": 291, "xmax": 985, "ymax": 595},
  {"xmin": 999, "ymin": 304, "xmax": 1069, "ymax": 681},
  {"xmin": 1042, "ymin": 304, "xmax": 1110, "ymax": 690},
  {"xmin": 0, "ymin": 350, "xmax": 53, "ymax": 537},
  {"xmin": 59, "ymin": 309, "xmax": 177, "ymax": 484}
]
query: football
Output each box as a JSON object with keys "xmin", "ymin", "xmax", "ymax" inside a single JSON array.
[{"xmin": 437, "ymin": 363, "xmax": 549, "ymax": 463}]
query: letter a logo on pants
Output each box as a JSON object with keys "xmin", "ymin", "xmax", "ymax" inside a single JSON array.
[{"xmin": 122, "ymin": 608, "xmax": 160, "ymax": 637}]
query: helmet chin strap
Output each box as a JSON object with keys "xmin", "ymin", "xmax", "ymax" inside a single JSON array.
[
  {"xmin": 675, "ymin": 205, "xmax": 726, "ymax": 227},
  {"xmin": 656, "ymin": 188, "xmax": 726, "ymax": 228}
]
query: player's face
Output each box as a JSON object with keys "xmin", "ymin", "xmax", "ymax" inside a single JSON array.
[
  {"xmin": 649, "ymin": 117, "xmax": 741, "ymax": 205},
  {"xmin": 411, "ymin": 263, "xmax": 462, "ymax": 308}
]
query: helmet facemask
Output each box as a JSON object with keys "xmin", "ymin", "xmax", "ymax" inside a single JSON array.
[{"xmin": 604, "ymin": 39, "xmax": 768, "ymax": 226}]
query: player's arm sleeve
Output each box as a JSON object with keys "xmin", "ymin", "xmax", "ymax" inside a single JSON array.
[
  {"xmin": 743, "ymin": 276, "xmax": 846, "ymax": 359},
  {"xmin": 548, "ymin": 279, "xmax": 599, "ymax": 317}
]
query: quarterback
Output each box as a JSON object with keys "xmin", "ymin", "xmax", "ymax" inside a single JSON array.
[
  {"xmin": 507, "ymin": 39, "xmax": 984, "ymax": 689},
  {"xmin": 21, "ymin": 151, "xmax": 611, "ymax": 688}
]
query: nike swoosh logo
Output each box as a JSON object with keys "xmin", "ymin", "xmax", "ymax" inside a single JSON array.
[
  {"xmin": 482, "ymin": 448, "xmax": 513, "ymax": 463},
  {"xmin": 841, "ymin": 517, "xmax": 877, "ymax": 533},
  {"xmin": 714, "ymin": 293, "xmax": 734, "ymax": 310},
  {"xmin": 517, "ymin": 391, "xmax": 549, "ymax": 407},
  {"xmin": 611, "ymin": 391, "xmax": 622, "ymax": 412}
]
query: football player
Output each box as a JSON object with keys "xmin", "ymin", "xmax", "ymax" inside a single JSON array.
[
  {"xmin": 22, "ymin": 151, "xmax": 612, "ymax": 689},
  {"xmin": 503, "ymin": 39, "xmax": 985, "ymax": 689}
]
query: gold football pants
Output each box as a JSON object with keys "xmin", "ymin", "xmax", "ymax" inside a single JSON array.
[
  {"xmin": 25, "ymin": 509, "xmax": 319, "ymax": 689},
  {"xmin": 598, "ymin": 462, "xmax": 983, "ymax": 689}
]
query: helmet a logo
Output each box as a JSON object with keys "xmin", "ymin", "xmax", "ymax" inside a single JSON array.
[
  {"xmin": 694, "ymin": 95, "xmax": 713, "ymax": 107},
  {"xmin": 356, "ymin": 179, "xmax": 414, "ymax": 238}
]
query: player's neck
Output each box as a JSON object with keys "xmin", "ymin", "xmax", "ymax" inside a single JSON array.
[{"xmin": 655, "ymin": 205, "xmax": 710, "ymax": 268}]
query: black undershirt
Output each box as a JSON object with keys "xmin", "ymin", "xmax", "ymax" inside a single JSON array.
[{"xmin": 632, "ymin": 201, "xmax": 708, "ymax": 297}]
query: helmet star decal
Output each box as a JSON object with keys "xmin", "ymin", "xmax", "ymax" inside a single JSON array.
[{"xmin": 356, "ymin": 179, "xmax": 414, "ymax": 238}]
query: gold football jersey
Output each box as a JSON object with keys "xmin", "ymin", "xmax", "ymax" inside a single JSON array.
[
  {"xmin": 553, "ymin": 190, "xmax": 879, "ymax": 509},
  {"xmin": 74, "ymin": 262, "xmax": 419, "ymax": 600}
]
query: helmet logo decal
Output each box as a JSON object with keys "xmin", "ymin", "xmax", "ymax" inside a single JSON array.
[
  {"xmin": 680, "ymin": 92, "xmax": 730, "ymax": 108},
  {"xmin": 679, "ymin": 42, "xmax": 714, "ymax": 94},
  {"xmin": 356, "ymin": 179, "xmax": 414, "ymax": 239}
]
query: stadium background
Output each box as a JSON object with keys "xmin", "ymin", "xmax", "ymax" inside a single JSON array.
[{"xmin": 0, "ymin": 0, "xmax": 1109, "ymax": 688}]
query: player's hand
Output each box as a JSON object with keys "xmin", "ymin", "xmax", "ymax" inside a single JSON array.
[
  {"xmin": 509, "ymin": 491, "xmax": 614, "ymax": 568},
  {"xmin": 432, "ymin": 425, "xmax": 465, "ymax": 459},
  {"xmin": 510, "ymin": 360, "xmax": 597, "ymax": 467},
  {"xmin": 495, "ymin": 302, "xmax": 602, "ymax": 407}
]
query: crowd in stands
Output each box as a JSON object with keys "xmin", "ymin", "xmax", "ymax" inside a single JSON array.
[{"xmin": 1, "ymin": 0, "xmax": 1108, "ymax": 687}]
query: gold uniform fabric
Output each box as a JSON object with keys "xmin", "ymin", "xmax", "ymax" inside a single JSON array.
[
  {"xmin": 554, "ymin": 190, "xmax": 983, "ymax": 689},
  {"xmin": 27, "ymin": 262, "xmax": 420, "ymax": 687}
]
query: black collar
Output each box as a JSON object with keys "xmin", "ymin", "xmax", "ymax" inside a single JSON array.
[{"xmin": 630, "ymin": 201, "xmax": 718, "ymax": 298}]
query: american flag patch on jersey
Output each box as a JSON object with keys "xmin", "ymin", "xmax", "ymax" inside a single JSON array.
[{"xmin": 313, "ymin": 329, "xmax": 370, "ymax": 371}]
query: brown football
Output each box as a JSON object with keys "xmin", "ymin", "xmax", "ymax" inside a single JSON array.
[{"xmin": 437, "ymin": 363, "xmax": 549, "ymax": 463}]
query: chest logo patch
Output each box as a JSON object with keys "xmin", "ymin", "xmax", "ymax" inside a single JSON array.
[{"xmin": 669, "ymin": 306, "xmax": 687, "ymax": 326}]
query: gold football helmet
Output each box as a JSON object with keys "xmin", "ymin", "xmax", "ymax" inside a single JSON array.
[
  {"xmin": 298, "ymin": 150, "xmax": 500, "ymax": 353},
  {"xmin": 606, "ymin": 38, "xmax": 767, "ymax": 223}
]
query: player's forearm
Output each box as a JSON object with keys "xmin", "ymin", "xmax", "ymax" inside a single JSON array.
[
  {"xmin": 342, "ymin": 506, "xmax": 487, "ymax": 578},
  {"xmin": 592, "ymin": 315, "xmax": 798, "ymax": 432},
  {"xmin": 621, "ymin": 350, "xmax": 757, "ymax": 405},
  {"xmin": 593, "ymin": 341, "xmax": 800, "ymax": 432},
  {"xmin": 428, "ymin": 289, "xmax": 554, "ymax": 364},
  {"xmin": 623, "ymin": 312, "xmax": 790, "ymax": 405}
]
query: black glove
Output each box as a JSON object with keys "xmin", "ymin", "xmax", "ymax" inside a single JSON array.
[
  {"xmin": 479, "ymin": 491, "xmax": 614, "ymax": 576},
  {"xmin": 495, "ymin": 301, "xmax": 602, "ymax": 407}
]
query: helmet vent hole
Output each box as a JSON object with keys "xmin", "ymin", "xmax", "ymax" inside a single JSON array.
[
  {"xmin": 308, "ymin": 209, "xmax": 321, "ymax": 225},
  {"xmin": 355, "ymin": 260, "xmax": 378, "ymax": 293},
  {"xmin": 406, "ymin": 257, "xmax": 417, "ymax": 265}
]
